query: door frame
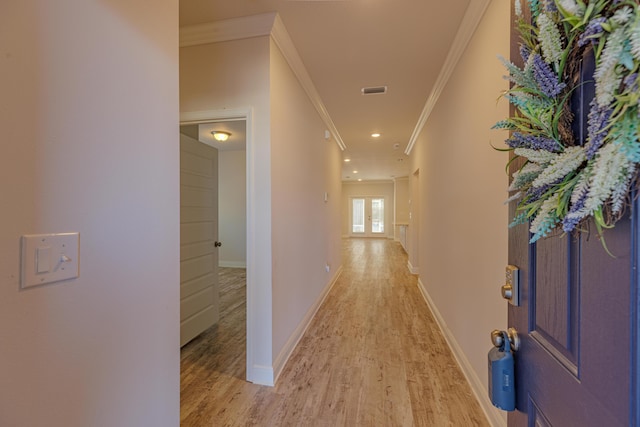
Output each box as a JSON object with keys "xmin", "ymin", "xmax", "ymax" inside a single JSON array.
[{"xmin": 180, "ymin": 107, "xmax": 259, "ymax": 383}]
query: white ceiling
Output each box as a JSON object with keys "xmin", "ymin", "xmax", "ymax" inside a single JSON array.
[{"xmin": 180, "ymin": 0, "xmax": 472, "ymax": 181}]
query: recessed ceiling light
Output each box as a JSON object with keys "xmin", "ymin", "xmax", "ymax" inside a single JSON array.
[
  {"xmin": 371, "ymin": 133, "xmax": 381, "ymax": 138},
  {"xmin": 344, "ymin": 158, "xmax": 351, "ymax": 162},
  {"xmin": 357, "ymin": 179, "xmax": 362, "ymax": 182},
  {"xmin": 353, "ymin": 170, "xmax": 358, "ymax": 174}
]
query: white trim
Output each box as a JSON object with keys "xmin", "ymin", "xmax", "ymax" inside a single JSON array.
[
  {"xmin": 180, "ymin": 108, "xmax": 252, "ymax": 124},
  {"xmin": 249, "ymin": 365, "xmax": 275, "ymax": 387},
  {"xmin": 343, "ymin": 179, "xmax": 395, "ymax": 185},
  {"xmin": 179, "ymin": 13, "xmax": 277, "ymax": 47},
  {"xmin": 179, "ymin": 13, "xmax": 346, "ymax": 152},
  {"xmin": 180, "ymin": 108, "xmax": 261, "ymax": 385},
  {"xmin": 407, "ymin": 260, "xmax": 419, "ymax": 275},
  {"xmin": 272, "ymin": 266, "xmax": 344, "ymax": 383},
  {"xmin": 219, "ymin": 261, "xmax": 247, "ymax": 268},
  {"xmin": 416, "ymin": 278, "xmax": 506, "ymax": 427},
  {"xmin": 404, "ymin": 0, "xmax": 492, "ymax": 155}
]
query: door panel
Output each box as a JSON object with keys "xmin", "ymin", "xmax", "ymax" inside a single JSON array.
[
  {"xmin": 510, "ymin": 225, "xmax": 632, "ymax": 426},
  {"xmin": 531, "ymin": 236, "xmax": 579, "ymax": 372},
  {"xmin": 180, "ymin": 133, "xmax": 220, "ymax": 347},
  {"xmin": 352, "ymin": 198, "xmax": 365, "ymax": 234}
]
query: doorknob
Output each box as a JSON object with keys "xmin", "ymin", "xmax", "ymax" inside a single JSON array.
[
  {"xmin": 491, "ymin": 328, "xmax": 520, "ymax": 352},
  {"xmin": 214, "ymin": 241, "xmax": 222, "ymax": 247}
]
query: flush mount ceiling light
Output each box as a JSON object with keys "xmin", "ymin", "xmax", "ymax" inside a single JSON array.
[{"xmin": 211, "ymin": 131, "xmax": 231, "ymax": 142}]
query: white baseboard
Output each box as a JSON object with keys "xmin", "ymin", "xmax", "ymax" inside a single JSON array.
[
  {"xmin": 407, "ymin": 260, "xmax": 419, "ymax": 275},
  {"xmin": 219, "ymin": 261, "xmax": 247, "ymax": 268},
  {"xmin": 416, "ymin": 278, "xmax": 506, "ymax": 427},
  {"xmin": 248, "ymin": 364, "xmax": 274, "ymax": 386},
  {"xmin": 272, "ymin": 266, "xmax": 344, "ymax": 384}
]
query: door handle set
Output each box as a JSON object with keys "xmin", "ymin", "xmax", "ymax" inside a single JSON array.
[
  {"xmin": 491, "ymin": 327, "xmax": 520, "ymax": 352},
  {"xmin": 488, "ymin": 328, "xmax": 517, "ymax": 411},
  {"xmin": 487, "ymin": 265, "xmax": 521, "ymax": 411},
  {"xmin": 492, "ymin": 265, "xmax": 521, "ymax": 352}
]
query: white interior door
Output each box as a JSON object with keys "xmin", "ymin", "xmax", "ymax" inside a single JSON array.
[
  {"xmin": 179, "ymin": 132, "xmax": 220, "ymax": 347},
  {"xmin": 350, "ymin": 197, "xmax": 385, "ymax": 237}
]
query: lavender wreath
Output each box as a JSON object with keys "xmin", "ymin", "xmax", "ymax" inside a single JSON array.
[{"xmin": 496, "ymin": 0, "xmax": 640, "ymax": 246}]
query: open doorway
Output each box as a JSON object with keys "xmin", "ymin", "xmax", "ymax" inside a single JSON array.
[
  {"xmin": 349, "ymin": 196, "xmax": 386, "ymax": 237},
  {"xmin": 179, "ymin": 117, "xmax": 249, "ymax": 387}
]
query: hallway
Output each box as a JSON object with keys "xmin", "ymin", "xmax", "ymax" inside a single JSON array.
[{"xmin": 180, "ymin": 239, "xmax": 489, "ymax": 426}]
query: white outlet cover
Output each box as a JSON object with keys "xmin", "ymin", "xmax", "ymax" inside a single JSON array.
[{"xmin": 21, "ymin": 233, "xmax": 80, "ymax": 289}]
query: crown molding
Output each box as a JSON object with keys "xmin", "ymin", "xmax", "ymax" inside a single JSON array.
[
  {"xmin": 179, "ymin": 13, "xmax": 277, "ymax": 47},
  {"xmin": 179, "ymin": 13, "xmax": 346, "ymax": 151},
  {"xmin": 404, "ymin": 0, "xmax": 492, "ymax": 155},
  {"xmin": 270, "ymin": 15, "xmax": 346, "ymax": 150}
]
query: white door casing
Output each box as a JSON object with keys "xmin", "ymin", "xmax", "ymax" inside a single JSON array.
[{"xmin": 180, "ymin": 108, "xmax": 270, "ymax": 385}]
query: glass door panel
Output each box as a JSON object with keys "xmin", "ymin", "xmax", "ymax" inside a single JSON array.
[
  {"xmin": 371, "ymin": 198, "xmax": 384, "ymax": 234},
  {"xmin": 352, "ymin": 198, "xmax": 365, "ymax": 233}
]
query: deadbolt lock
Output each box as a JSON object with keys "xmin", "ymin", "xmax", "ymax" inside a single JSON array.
[{"xmin": 502, "ymin": 265, "xmax": 520, "ymax": 306}]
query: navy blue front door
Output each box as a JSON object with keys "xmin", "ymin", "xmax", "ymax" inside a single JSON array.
[
  {"xmin": 508, "ymin": 212, "xmax": 637, "ymax": 425},
  {"xmin": 506, "ymin": 5, "xmax": 639, "ymax": 426}
]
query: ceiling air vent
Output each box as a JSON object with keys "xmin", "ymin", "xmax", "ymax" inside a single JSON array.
[{"xmin": 361, "ymin": 86, "xmax": 387, "ymax": 95}]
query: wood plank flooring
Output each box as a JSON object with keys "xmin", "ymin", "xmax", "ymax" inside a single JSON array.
[{"xmin": 181, "ymin": 239, "xmax": 490, "ymax": 426}]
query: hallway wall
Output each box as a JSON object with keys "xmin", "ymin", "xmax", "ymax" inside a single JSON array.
[
  {"xmin": 408, "ymin": 0, "xmax": 509, "ymax": 423},
  {"xmin": 180, "ymin": 36, "xmax": 275, "ymax": 380},
  {"xmin": 0, "ymin": 1, "xmax": 180, "ymax": 425},
  {"xmin": 270, "ymin": 38, "xmax": 343, "ymax": 371},
  {"xmin": 180, "ymin": 33, "xmax": 343, "ymax": 383},
  {"xmin": 219, "ymin": 150, "xmax": 247, "ymax": 268},
  {"xmin": 394, "ymin": 177, "xmax": 410, "ymax": 242}
]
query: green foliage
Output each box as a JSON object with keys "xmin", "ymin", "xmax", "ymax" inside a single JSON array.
[{"xmin": 495, "ymin": 0, "xmax": 640, "ymax": 247}]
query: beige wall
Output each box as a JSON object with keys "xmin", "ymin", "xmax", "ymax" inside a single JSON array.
[
  {"xmin": 270, "ymin": 38, "xmax": 343, "ymax": 365},
  {"xmin": 219, "ymin": 150, "xmax": 247, "ymax": 268},
  {"xmin": 180, "ymin": 36, "xmax": 274, "ymax": 382},
  {"xmin": 394, "ymin": 177, "xmax": 410, "ymax": 240},
  {"xmin": 407, "ymin": 0, "xmax": 509, "ymax": 423},
  {"xmin": 0, "ymin": 1, "xmax": 180, "ymax": 425},
  {"xmin": 181, "ymin": 35, "xmax": 342, "ymax": 382},
  {"xmin": 341, "ymin": 181, "xmax": 395, "ymax": 238}
]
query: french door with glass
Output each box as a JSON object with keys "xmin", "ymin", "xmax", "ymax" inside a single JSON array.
[{"xmin": 350, "ymin": 197, "xmax": 385, "ymax": 236}]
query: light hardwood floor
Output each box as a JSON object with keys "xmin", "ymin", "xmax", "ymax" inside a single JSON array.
[{"xmin": 181, "ymin": 239, "xmax": 490, "ymax": 426}]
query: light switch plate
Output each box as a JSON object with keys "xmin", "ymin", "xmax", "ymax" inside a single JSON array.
[{"xmin": 21, "ymin": 233, "xmax": 80, "ymax": 289}]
